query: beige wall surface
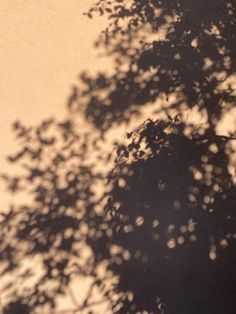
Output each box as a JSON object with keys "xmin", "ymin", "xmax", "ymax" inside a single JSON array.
[
  {"xmin": 0, "ymin": 2, "xmax": 235, "ymax": 313},
  {"xmin": 0, "ymin": 0, "xmax": 107, "ymax": 208}
]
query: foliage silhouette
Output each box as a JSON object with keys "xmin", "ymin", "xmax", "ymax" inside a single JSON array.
[
  {"xmin": 1, "ymin": 1, "xmax": 236, "ymax": 313},
  {"xmin": 70, "ymin": 0, "xmax": 236, "ymax": 133},
  {"xmin": 105, "ymin": 118, "xmax": 236, "ymax": 313},
  {"xmin": 0, "ymin": 119, "xmax": 111, "ymax": 313}
]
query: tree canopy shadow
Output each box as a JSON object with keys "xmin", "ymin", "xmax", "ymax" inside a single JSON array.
[
  {"xmin": 1, "ymin": 1, "xmax": 236, "ymax": 313},
  {"xmin": 69, "ymin": 0, "xmax": 236, "ymax": 133},
  {"xmin": 105, "ymin": 118, "xmax": 236, "ymax": 313}
]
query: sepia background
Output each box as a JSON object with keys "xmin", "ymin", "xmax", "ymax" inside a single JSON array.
[
  {"xmin": 0, "ymin": 0, "xmax": 109, "ymax": 209},
  {"xmin": 0, "ymin": 2, "xmax": 110, "ymax": 311},
  {"xmin": 0, "ymin": 1, "xmax": 236, "ymax": 313}
]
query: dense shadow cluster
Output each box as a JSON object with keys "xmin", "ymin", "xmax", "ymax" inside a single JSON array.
[
  {"xmin": 105, "ymin": 119, "xmax": 236, "ymax": 313},
  {"xmin": 1, "ymin": 0, "xmax": 236, "ymax": 313}
]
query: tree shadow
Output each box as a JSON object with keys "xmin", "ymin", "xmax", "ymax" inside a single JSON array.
[
  {"xmin": 69, "ymin": 0, "xmax": 236, "ymax": 133},
  {"xmin": 1, "ymin": 1, "xmax": 236, "ymax": 313},
  {"xmin": 0, "ymin": 119, "xmax": 111, "ymax": 313},
  {"xmin": 105, "ymin": 118, "xmax": 236, "ymax": 313}
]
